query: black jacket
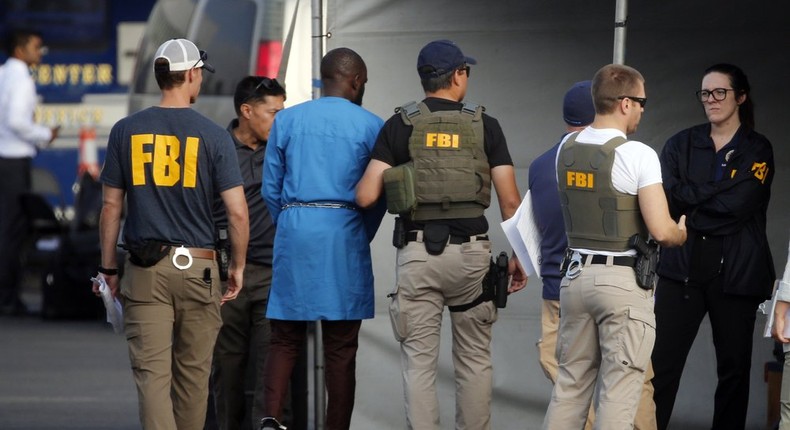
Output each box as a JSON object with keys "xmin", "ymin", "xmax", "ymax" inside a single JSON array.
[{"xmin": 657, "ymin": 123, "xmax": 775, "ymax": 298}]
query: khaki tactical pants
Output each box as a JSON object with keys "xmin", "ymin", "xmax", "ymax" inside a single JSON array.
[
  {"xmin": 389, "ymin": 238, "xmax": 494, "ymax": 430},
  {"xmin": 543, "ymin": 259, "xmax": 656, "ymax": 430},
  {"xmin": 539, "ymin": 298, "xmax": 657, "ymax": 429},
  {"xmin": 121, "ymin": 247, "xmax": 222, "ymax": 430}
]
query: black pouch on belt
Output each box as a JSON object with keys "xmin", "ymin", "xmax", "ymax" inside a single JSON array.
[
  {"xmin": 126, "ymin": 240, "xmax": 171, "ymax": 267},
  {"xmin": 423, "ymin": 224, "xmax": 450, "ymax": 255}
]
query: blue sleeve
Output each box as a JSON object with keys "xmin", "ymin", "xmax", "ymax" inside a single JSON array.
[{"xmin": 262, "ymin": 118, "xmax": 286, "ymax": 224}]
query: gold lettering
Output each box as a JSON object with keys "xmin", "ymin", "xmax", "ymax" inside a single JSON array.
[
  {"xmin": 131, "ymin": 134, "xmax": 154, "ymax": 185},
  {"xmin": 751, "ymin": 162, "xmax": 768, "ymax": 184},
  {"xmin": 37, "ymin": 64, "xmax": 52, "ymax": 85},
  {"xmin": 30, "ymin": 63, "xmax": 114, "ymax": 86},
  {"xmin": 183, "ymin": 137, "xmax": 199, "ymax": 188},
  {"xmin": 130, "ymin": 134, "xmax": 200, "ymax": 187},
  {"xmin": 425, "ymin": 133, "xmax": 460, "ymax": 148},
  {"xmin": 153, "ymin": 135, "xmax": 181, "ymax": 186},
  {"xmin": 425, "ymin": 133, "xmax": 438, "ymax": 147},
  {"xmin": 82, "ymin": 64, "xmax": 96, "ymax": 85},
  {"xmin": 566, "ymin": 171, "xmax": 595, "ymax": 189},
  {"xmin": 566, "ymin": 171, "xmax": 576, "ymax": 186},
  {"xmin": 577, "ymin": 172, "xmax": 588, "ymax": 187},
  {"xmin": 97, "ymin": 64, "xmax": 113, "ymax": 85},
  {"xmin": 68, "ymin": 64, "xmax": 81, "ymax": 85},
  {"xmin": 56, "ymin": 109, "xmax": 68, "ymax": 125},
  {"xmin": 53, "ymin": 65, "xmax": 68, "ymax": 85}
]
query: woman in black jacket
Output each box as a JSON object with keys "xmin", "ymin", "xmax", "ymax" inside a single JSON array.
[{"xmin": 651, "ymin": 63, "xmax": 775, "ymax": 430}]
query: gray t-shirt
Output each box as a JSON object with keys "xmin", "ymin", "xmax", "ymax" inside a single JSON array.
[{"xmin": 101, "ymin": 107, "xmax": 243, "ymax": 248}]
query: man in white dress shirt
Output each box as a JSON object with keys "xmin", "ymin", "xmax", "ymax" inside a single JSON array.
[{"xmin": 0, "ymin": 29, "xmax": 59, "ymax": 316}]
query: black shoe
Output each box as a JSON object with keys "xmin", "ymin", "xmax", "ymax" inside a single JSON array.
[{"xmin": 259, "ymin": 417, "xmax": 286, "ymax": 430}]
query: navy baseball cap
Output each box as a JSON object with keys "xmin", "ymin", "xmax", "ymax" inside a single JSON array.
[
  {"xmin": 563, "ymin": 80, "xmax": 595, "ymax": 126},
  {"xmin": 417, "ymin": 40, "xmax": 477, "ymax": 79}
]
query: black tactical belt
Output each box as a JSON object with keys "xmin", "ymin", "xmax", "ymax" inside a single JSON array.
[
  {"xmin": 581, "ymin": 253, "xmax": 637, "ymax": 267},
  {"xmin": 406, "ymin": 231, "xmax": 488, "ymax": 245}
]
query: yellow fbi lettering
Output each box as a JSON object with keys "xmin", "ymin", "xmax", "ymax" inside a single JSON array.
[
  {"xmin": 729, "ymin": 162, "xmax": 769, "ymax": 184},
  {"xmin": 566, "ymin": 170, "xmax": 595, "ymax": 189},
  {"xmin": 131, "ymin": 134, "xmax": 200, "ymax": 187},
  {"xmin": 425, "ymin": 132, "xmax": 460, "ymax": 148},
  {"xmin": 751, "ymin": 161, "xmax": 768, "ymax": 184}
]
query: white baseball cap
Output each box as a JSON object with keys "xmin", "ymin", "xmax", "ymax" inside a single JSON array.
[{"xmin": 153, "ymin": 38, "xmax": 215, "ymax": 73}]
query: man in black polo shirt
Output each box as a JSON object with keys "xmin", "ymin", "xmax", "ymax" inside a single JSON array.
[{"xmin": 211, "ymin": 76, "xmax": 285, "ymax": 430}]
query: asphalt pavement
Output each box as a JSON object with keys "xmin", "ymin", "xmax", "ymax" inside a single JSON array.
[{"xmin": 0, "ymin": 278, "xmax": 780, "ymax": 429}]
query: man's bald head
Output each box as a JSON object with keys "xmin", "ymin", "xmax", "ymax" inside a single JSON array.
[
  {"xmin": 320, "ymin": 47, "xmax": 368, "ymax": 105},
  {"xmin": 321, "ymin": 48, "xmax": 365, "ymax": 81}
]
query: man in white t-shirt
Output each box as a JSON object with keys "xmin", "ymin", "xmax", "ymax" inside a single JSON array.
[{"xmin": 542, "ymin": 64, "xmax": 687, "ymax": 430}]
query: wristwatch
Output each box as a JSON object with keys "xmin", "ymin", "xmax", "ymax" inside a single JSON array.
[{"xmin": 97, "ymin": 266, "xmax": 119, "ymax": 276}]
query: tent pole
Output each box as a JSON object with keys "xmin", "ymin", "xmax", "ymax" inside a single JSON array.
[
  {"xmin": 613, "ymin": 0, "xmax": 628, "ymax": 64},
  {"xmin": 310, "ymin": 0, "xmax": 326, "ymax": 425}
]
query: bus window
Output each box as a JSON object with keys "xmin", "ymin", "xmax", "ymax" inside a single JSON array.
[
  {"xmin": 193, "ymin": 0, "xmax": 258, "ymax": 96},
  {"xmin": 132, "ymin": 0, "xmax": 198, "ymax": 94}
]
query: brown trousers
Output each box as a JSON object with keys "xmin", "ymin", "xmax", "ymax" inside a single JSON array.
[{"xmin": 262, "ymin": 319, "xmax": 361, "ymax": 430}]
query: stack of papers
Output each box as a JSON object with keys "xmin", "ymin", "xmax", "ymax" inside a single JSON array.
[
  {"xmin": 91, "ymin": 276, "xmax": 124, "ymax": 334},
  {"xmin": 500, "ymin": 189, "xmax": 542, "ymax": 278}
]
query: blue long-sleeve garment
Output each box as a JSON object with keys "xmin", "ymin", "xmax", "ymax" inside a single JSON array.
[{"xmin": 262, "ymin": 97, "xmax": 384, "ymax": 320}]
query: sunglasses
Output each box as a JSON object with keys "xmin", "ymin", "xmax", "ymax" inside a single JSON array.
[
  {"xmin": 191, "ymin": 50, "xmax": 214, "ymax": 73},
  {"xmin": 242, "ymin": 77, "xmax": 280, "ymax": 103},
  {"xmin": 617, "ymin": 95, "xmax": 647, "ymax": 108}
]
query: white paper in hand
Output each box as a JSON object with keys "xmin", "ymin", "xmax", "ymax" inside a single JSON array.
[
  {"xmin": 499, "ymin": 190, "xmax": 541, "ymax": 278},
  {"xmin": 762, "ymin": 280, "xmax": 790, "ymax": 338},
  {"xmin": 92, "ymin": 276, "xmax": 124, "ymax": 334}
]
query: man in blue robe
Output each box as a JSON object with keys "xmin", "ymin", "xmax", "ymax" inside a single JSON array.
[{"xmin": 260, "ymin": 47, "xmax": 384, "ymax": 430}]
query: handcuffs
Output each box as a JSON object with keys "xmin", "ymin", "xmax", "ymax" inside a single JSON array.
[
  {"xmin": 172, "ymin": 245, "xmax": 193, "ymax": 270},
  {"xmin": 560, "ymin": 249, "xmax": 584, "ymax": 279}
]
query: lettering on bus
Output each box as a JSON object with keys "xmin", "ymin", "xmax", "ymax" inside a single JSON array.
[
  {"xmin": 32, "ymin": 63, "xmax": 114, "ymax": 86},
  {"xmin": 34, "ymin": 106, "xmax": 104, "ymax": 127},
  {"xmin": 131, "ymin": 134, "xmax": 200, "ymax": 188}
]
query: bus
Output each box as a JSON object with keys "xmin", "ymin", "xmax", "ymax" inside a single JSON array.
[
  {"xmin": 0, "ymin": 0, "xmax": 157, "ymax": 208},
  {"xmin": 128, "ymin": 0, "xmax": 295, "ymax": 126}
]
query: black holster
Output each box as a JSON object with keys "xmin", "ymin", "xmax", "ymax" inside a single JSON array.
[
  {"xmin": 392, "ymin": 217, "xmax": 406, "ymax": 248},
  {"xmin": 125, "ymin": 240, "xmax": 171, "ymax": 268},
  {"xmin": 629, "ymin": 234, "xmax": 660, "ymax": 290},
  {"xmin": 492, "ymin": 251, "xmax": 509, "ymax": 308},
  {"xmin": 449, "ymin": 251, "xmax": 509, "ymax": 312}
]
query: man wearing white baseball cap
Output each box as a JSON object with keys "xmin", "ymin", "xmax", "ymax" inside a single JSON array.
[{"xmin": 96, "ymin": 38, "xmax": 248, "ymax": 430}]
